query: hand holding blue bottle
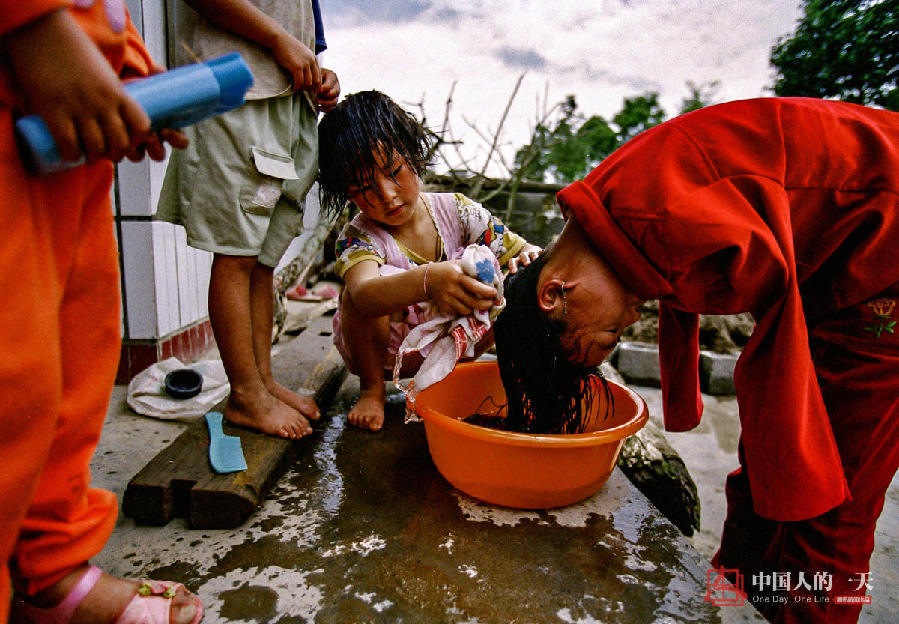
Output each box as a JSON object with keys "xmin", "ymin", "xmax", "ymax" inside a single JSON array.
[{"xmin": 16, "ymin": 52, "xmax": 253, "ymax": 175}]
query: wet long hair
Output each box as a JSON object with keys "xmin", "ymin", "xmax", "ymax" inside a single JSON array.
[
  {"xmin": 494, "ymin": 254, "xmax": 612, "ymax": 434},
  {"xmin": 318, "ymin": 90, "xmax": 434, "ymax": 217}
]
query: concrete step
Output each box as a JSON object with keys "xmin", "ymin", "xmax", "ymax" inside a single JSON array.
[{"xmin": 612, "ymin": 341, "xmax": 738, "ymax": 395}]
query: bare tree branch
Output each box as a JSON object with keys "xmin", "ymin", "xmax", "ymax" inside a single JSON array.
[{"xmin": 419, "ymin": 73, "xmax": 569, "ymax": 221}]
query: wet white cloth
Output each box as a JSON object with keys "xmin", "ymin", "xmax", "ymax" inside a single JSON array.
[{"xmin": 395, "ymin": 245, "xmax": 505, "ymax": 416}]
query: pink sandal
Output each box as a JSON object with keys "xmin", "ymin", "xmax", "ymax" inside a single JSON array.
[{"xmin": 12, "ymin": 565, "xmax": 203, "ymax": 624}]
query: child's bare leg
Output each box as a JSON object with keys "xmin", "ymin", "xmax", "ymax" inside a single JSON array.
[
  {"xmin": 340, "ymin": 295, "xmax": 390, "ymax": 431},
  {"xmin": 209, "ymin": 254, "xmax": 308, "ymax": 439},
  {"xmin": 250, "ymin": 262, "xmax": 320, "ymax": 423}
]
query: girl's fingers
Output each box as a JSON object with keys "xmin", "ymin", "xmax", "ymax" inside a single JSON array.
[
  {"xmin": 141, "ymin": 132, "xmax": 166, "ymax": 161},
  {"xmin": 459, "ymin": 291, "xmax": 495, "ymax": 313},
  {"xmin": 125, "ymin": 144, "xmax": 145, "ymax": 162},
  {"xmin": 119, "ymin": 93, "xmax": 152, "ymax": 141},
  {"xmin": 451, "ymin": 300, "xmax": 476, "ymax": 316},
  {"xmin": 43, "ymin": 114, "xmax": 81, "ymax": 162},
  {"xmin": 312, "ymin": 63, "xmax": 322, "ymax": 89},
  {"xmin": 296, "ymin": 63, "xmax": 321, "ymax": 92},
  {"xmin": 98, "ymin": 110, "xmax": 130, "ymax": 162},
  {"xmin": 160, "ymin": 128, "xmax": 189, "ymax": 150},
  {"xmin": 471, "ymin": 281, "xmax": 498, "ymax": 300},
  {"xmin": 434, "ymin": 264, "xmax": 498, "ymax": 314},
  {"xmin": 75, "ymin": 116, "xmax": 106, "ymax": 161},
  {"xmin": 124, "ymin": 129, "xmax": 188, "ymax": 163},
  {"xmin": 516, "ymin": 248, "xmax": 540, "ymax": 270}
]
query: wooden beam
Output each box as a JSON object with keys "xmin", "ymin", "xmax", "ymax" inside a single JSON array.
[{"xmin": 123, "ymin": 314, "xmax": 347, "ymax": 529}]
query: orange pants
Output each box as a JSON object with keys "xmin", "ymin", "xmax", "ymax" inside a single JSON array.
[{"xmin": 0, "ymin": 109, "xmax": 120, "ymax": 619}]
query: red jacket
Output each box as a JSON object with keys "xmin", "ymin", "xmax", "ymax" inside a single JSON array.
[
  {"xmin": 0, "ymin": 0, "xmax": 153, "ymax": 109},
  {"xmin": 557, "ymin": 98, "xmax": 899, "ymax": 521}
]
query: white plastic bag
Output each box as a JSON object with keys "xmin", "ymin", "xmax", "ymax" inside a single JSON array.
[{"xmin": 126, "ymin": 357, "xmax": 230, "ymax": 422}]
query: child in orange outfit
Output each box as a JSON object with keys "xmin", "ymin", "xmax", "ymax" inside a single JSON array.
[{"xmin": 0, "ymin": 2, "xmax": 200, "ymax": 623}]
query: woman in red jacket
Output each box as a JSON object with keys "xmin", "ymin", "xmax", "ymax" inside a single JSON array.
[{"xmin": 495, "ymin": 97, "xmax": 899, "ymax": 624}]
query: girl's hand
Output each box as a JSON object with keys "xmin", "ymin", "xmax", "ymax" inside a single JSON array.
[
  {"xmin": 124, "ymin": 64, "xmax": 189, "ymax": 162},
  {"xmin": 270, "ymin": 31, "xmax": 321, "ymax": 92},
  {"xmin": 425, "ymin": 261, "xmax": 498, "ymax": 316},
  {"xmin": 183, "ymin": 1, "xmax": 319, "ymax": 91},
  {"xmin": 5, "ymin": 9, "xmax": 151, "ymax": 164},
  {"xmin": 125, "ymin": 127, "xmax": 190, "ymax": 162},
  {"xmin": 507, "ymin": 244, "xmax": 542, "ymax": 274},
  {"xmin": 316, "ymin": 69, "xmax": 341, "ymax": 113}
]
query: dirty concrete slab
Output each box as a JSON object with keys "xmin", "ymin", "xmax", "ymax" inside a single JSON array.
[{"xmin": 92, "ymin": 379, "xmax": 765, "ymax": 623}]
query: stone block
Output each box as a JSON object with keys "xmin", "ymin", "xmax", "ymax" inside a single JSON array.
[
  {"xmin": 699, "ymin": 350, "xmax": 737, "ymax": 395},
  {"xmin": 614, "ymin": 341, "xmax": 661, "ymax": 387}
]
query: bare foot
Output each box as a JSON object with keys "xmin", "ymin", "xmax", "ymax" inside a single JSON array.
[
  {"xmin": 225, "ymin": 386, "xmax": 312, "ymax": 439},
  {"xmin": 347, "ymin": 390, "xmax": 386, "ymax": 431},
  {"xmin": 14, "ymin": 564, "xmax": 201, "ymax": 624},
  {"xmin": 266, "ymin": 379, "xmax": 321, "ymax": 422}
]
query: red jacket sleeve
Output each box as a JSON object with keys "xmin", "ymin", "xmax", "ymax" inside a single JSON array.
[{"xmin": 652, "ymin": 174, "xmax": 849, "ymax": 521}]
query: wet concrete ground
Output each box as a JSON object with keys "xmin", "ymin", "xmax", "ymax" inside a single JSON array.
[
  {"xmin": 88, "ymin": 312, "xmax": 896, "ymax": 623},
  {"xmin": 92, "ymin": 376, "xmax": 768, "ymax": 623},
  {"xmin": 628, "ymin": 384, "xmax": 898, "ymax": 624}
]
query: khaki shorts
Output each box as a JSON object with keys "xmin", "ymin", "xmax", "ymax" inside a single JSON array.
[{"xmin": 157, "ymin": 92, "xmax": 318, "ymax": 267}]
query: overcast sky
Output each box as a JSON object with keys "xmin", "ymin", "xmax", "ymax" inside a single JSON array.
[{"xmin": 319, "ymin": 0, "xmax": 803, "ymax": 173}]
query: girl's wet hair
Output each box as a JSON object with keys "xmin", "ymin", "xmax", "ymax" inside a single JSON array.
[
  {"xmin": 318, "ymin": 90, "xmax": 434, "ymax": 216},
  {"xmin": 494, "ymin": 254, "xmax": 611, "ymax": 434}
]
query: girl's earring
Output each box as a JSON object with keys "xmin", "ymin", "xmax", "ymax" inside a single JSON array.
[{"xmin": 561, "ymin": 282, "xmax": 568, "ymax": 317}]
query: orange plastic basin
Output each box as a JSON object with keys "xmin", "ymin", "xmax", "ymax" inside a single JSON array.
[{"xmin": 411, "ymin": 361, "xmax": 648, "ymax": 509}]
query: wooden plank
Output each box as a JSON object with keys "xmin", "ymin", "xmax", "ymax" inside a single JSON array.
[{"xmin": 123, "ymin": 314, "xmax": 347, "ymax": 528}]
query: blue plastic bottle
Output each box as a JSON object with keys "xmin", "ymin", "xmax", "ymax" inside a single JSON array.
[{"xmin": 15, "ymin": 52, "xmax": 254, "ymax": 175}]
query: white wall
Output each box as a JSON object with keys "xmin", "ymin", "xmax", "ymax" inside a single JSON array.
[{"xmin": 116, "ymin": 0, "xmax": 212, "ymax": 341}]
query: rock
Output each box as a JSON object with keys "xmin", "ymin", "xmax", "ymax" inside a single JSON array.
[
  {"xmin": 616, "ymin": 420, "xmax": 701, "ymax": 537},
  {"xmin": 621, "ymin": 301, "xmax": 754, "ymax": 356},
  {"xmin": 603, "ymin": 362, "xmax": 701, "ymax": 537},
  {"xmin": 698, "ymin": 314, "xmax": 754, "ymax": 353}
]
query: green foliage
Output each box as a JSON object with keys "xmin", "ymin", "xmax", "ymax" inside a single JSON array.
[
  {"xmin": 514, "ymin": 83, "xmax": 717, "ymax": 184},
  {"xmin": 770, "ymin": 0, "xmax": 898, "ymax": 110},
  {"xmin": 612, "ymin": 93, "xmax": 667, "ymax": 145},
  {"xmin": 680, "ymin": 80, "xmax": 721, "ymax": 114},
  {"xmin": 514, "ymin": 94, "xmax": 652, "ymax": 184}
]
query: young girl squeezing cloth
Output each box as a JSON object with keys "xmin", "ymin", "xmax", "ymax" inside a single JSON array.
[{"xmin": 318, "ymin": 90, "xmax": 540, "ymax": 431}]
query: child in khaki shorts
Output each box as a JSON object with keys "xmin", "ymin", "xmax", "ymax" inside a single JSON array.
[{"xmin": 157, "ymin": 0, "xmax": 339, "ymax": 439}]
